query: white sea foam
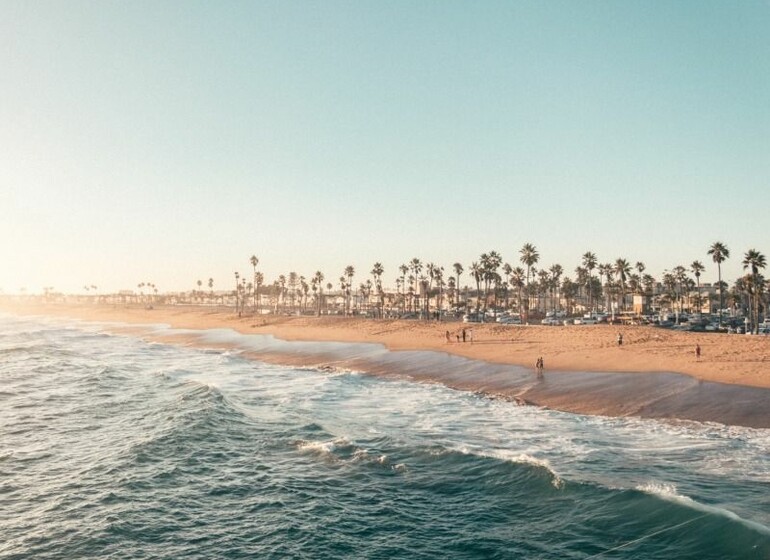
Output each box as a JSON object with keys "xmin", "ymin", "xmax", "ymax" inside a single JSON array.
[
  {"xmin": 296, "ymin": 437, "xmax": 349, "ymax": 456},
  {"xmin": 636, "ymin": 481, "xmax": 770, "ymax": 535}
]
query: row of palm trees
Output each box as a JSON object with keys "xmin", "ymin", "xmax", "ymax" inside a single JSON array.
[{"xmin": 231, "ymin": 242, "xmax": 767, "ymax": 333}]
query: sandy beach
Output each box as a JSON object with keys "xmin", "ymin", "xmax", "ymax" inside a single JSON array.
[{"xmin": 3, "ymin": 301, "xmax": 769, "ymax": 427}]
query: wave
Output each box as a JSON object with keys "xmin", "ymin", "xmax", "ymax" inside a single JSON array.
[{"xmin": 636, "ymin": 481, "xmax": 770, "ymax": 536}]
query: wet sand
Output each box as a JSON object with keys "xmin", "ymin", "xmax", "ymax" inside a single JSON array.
[{"xmin": 3, "ymin": 301, "xmax": 770, "ymax": 427}]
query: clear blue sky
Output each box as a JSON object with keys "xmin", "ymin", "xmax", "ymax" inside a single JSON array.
[{"xmin": 1, "ymin": 1, "xmax": 768, "ymax": 294}]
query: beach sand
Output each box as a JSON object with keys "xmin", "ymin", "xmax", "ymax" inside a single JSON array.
[{"xmin": 3, "ymin": 301, "xmax": 769, "ymax": 427}]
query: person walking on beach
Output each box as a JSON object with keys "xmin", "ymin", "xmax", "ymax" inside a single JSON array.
[
  {"xmin": 617, "ymin": 332, "xmax": 623, "ymax": 346},
  {"xmin": 535, "ymin": 357, "xmax": 544, "ymax": 377},
  {"xmin": 469, "ymin": 328, "xmax": 474, "ymax": 344},
  {"xmin": 462, "ymin": 328, "xmax": 466, "ymax": 343},
  {"xmin": 445, "ymin": 330, "xmax": 451, "ymax": 343},
  {"xmin": 696, "ymin": 344, "xmax": 701, "ymax": 360}
]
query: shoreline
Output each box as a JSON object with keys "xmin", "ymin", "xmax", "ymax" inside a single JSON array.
[{"xmin": 3, "ymin": 301, "xmax": 770, "ymax": 428}]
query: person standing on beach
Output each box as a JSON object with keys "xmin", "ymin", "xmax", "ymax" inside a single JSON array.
[
  {"xmin": 617, "ymin": 332, "xmax": 623, "ymax": 346},
  {"xmin": 696, "ymin": 344, "xmax": 701, "ymax": 360},
  {"xmin": 469, "ymin": 328, "xmax": 474, "ymax": 344},
  {"xmin": 445, "ymin": 330, "xmax": 451, "ymax": 343},
  {"xmin": 462, "ymin": 328, "xmax": 466, "ymax": 343}
]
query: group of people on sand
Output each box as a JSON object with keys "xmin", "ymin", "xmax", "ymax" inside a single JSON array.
[{"xmin": 445, "ymin": 328, "xmax": 473, "ymax": 344}]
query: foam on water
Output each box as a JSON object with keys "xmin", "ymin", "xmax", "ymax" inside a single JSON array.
[{"xmin": 2, "ymin": 314, "xmax": 769, "ymax": 559}]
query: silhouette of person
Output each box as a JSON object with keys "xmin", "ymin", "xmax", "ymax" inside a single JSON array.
[{"xmin": 696, "ymin": 344, "xmax": 701, "ymax": 360}]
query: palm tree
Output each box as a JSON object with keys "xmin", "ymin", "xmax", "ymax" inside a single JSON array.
[
  {"xmin": 519, "ymin": 243, "xmax": 539, "ymax": 317},
  {"xmin": 536, "ymin": 270, "xmax": 550, "ymax": 313},
  {"xmin": 312, "ymin": 271, "xmax": 324, "ymax": 315},
  {"xmin": 480, "ymin": 251, "xmax": 501, "ymax": 313},
  {"xmin": 502, "ymin": 263, "xmax": 513, "ymax": 308},
  {"xmin": 278, "ymin": 274, "xmax": 286, "ymax": 313},
  {"xmin": 598, "ymin": 263, "xmax": 613, "ymax": 313},
  {"xmin": 707, "ymin": 242, "xmax": 730, "ymax": 325},
  {"xmin": 208, "ymin": 278, "xmax": 214, "ymax": 302},
  {"xmin": 453, "ymin": 263, "xmax": 464, "ymax": 310},
  {"xmin": 690, "ymin": 261, "xmax": 705, "ymax": 314},
  {"xmin": 254, "ymin": 272, "xmax": 263, "ymax": 311},
  {"xmin": 510, "ymin": 267, "xmax": 525, "ymax": 319},
  {"xmin": 399, "ymin": 264, "xmax": 409, "ymax": 312},
  {"xmin": 250, "ymin": 255, "xmax": 259, "ymax": 310},
  {"xmin": 470, "ymin": 261, "xmax": 483, "ymax": 316},
  {"xmin": 344, "ymin": 266, "xmax": 355, "ymax": 314},
  {"xmin": 549, "ymin": 264, "xmax": 563, "ymax": 312},
  {"xmin": 561, "ymin": 277, "xmax": 578, "ymax": 315},
  {"xmin": 673, "ymin": 266, "xmax": 688, "ymax": 317},
  {"xmin": 371, "ymin": 262, "xmax": 384, "ymax": 318},
  {"xmin": 742, "ymin": 249, "xmax": 767, "ymax": 333},
  {"xmin": 582, "ymin": 252, "xmax": 597, "ymax": 312},
  {"xmin": 409, "ymin": 258, "xmax": 422, "ymax": 314},
  {"xmin": 614, "ymin": 258, "xmax": 631, "ymax": 312},
  {"xmin": 574, "ymin": 266, "xmax": 587, "ymax": 309}
]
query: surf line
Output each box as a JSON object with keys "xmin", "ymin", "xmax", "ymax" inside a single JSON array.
[{"xmin": 583, "ymin": 513, "xmax": 708, "ymax": 559}]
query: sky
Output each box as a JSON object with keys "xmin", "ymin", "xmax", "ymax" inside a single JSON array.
[{"xmin": 1, "ymin": 1, "xmax": 768, "ymax": 294}]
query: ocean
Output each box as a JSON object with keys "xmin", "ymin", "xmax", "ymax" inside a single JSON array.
[{"xmin": 1, "ymin": 314, "xmax": 769, "ymax": 559}]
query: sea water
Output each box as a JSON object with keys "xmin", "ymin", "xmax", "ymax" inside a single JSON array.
[{"xmin": 1, "ymin": 314, "xmax": 768, "ymax": 559}]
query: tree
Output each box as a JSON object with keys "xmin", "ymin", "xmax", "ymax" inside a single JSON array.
[
  {"xmin": 470, "ymin": 261, "xmax": 483, "ymax": 316},
  {"xmin": 691, "ymin": 260, "xmax": 705, "ymax": 313},
  {"xmin": 510, "ymin": 267, "xmax": 525, "ymax": 319},
  {"xmin": 673, "ymin": 266, "xmax": 688, "ymax": 316},
  {"xmin": 549, "ymin": 264, "xmax": 563, "ymax": 312},
  {"xmin": 250, "ymin": 255, "xmax": 259, "ymax": 311},
  {"xmin": 742, "ymin": 249, "xmax": 767, "ymax": 333},
  {"xmin": 519, "ymin": 243, "xmax": 539, "ymax": 317},
  {"xmin": 598, "ymin": 263, "xmax": 613, "ymax": 312},
  {"xmin": 399, "ymin": 264, "xmax": 409, "ymax": 313},
  {"xmin": 502, "ymin": 262, "xmax": 513, "ymax": 308},
  {"xmin": 707, "ymin": 242, "xmax": 730, "ymax": 325},
  {"xmin": 480, "ymin": 251, "xmax": 502, "ymax": 312},
  {"xmin": 312, "ymin": 271, "xmax": 325, "ymax": 315},
  {"xmin": 344, "ymin": 266, "xmax": 355, "ymax": 314},
  {"xmin": 614, "ymin": 258, "xmax": 631, "ymax": 312},
  {"xmin": 562, "ymin": 277, "xmax": 578, "ymax": 315},
  {"xmin": 371, "ymin": 262, "xmax": 384, "ymax": 318},
  {"xmin": 409, "ymin": 258, "xmax": 422, "ymax": 314},
  {"xmin": 582, "ymin": 252, "xmax": 597, "ymax": 312},
  {"xmin": 453, "ymin": 263, "xmax": 464, "ymax": 310},
  {"xmin": 278, "ymin": 274, "xmax": 287, "ymax": 312}
]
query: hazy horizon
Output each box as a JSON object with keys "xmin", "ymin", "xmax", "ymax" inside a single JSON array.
[{"xmin": 2, "ymin": 1, "xmax": 768, "ymax": 294}]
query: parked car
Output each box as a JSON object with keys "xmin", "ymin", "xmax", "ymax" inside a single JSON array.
[{"xmin": 499, "ymin": 316, "xmax": 522, "ymax": 325}]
